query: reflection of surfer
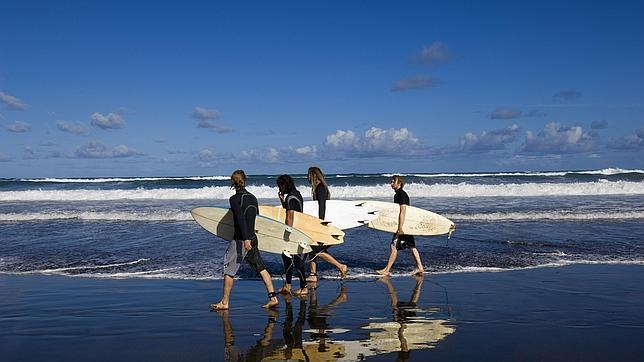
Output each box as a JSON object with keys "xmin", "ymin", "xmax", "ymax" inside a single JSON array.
[
  {"xmin": 307, "ymin": 283, "xmax": 349, "ymax": 349},
  {"xmin": 276, "ymin": 174, "xmax": 308, "ymax": 296},
  {"xmin": 211, "ymin": 170, "xmax": 279, "ymax": 310},
  {"xmin": 306, "ymin": 166, "xmax": 348, "ymax": 282},
  {"xmin": 282, "ymin": 294, "xmax": 307, "ymax": 359},
  {"xmin": 378, "ymin": 275, "xmax": 424, "ymax": 359},
  {"xmin": 241, "ymin": 309, "xmax": 280, "ymax": 361},
  {"xmin": 217, "ymin": 310, "xmax": 243, "ymax": 362},
  {"xmin": 377, "ymin": 175, "xmax": 425, "ymax": 276}
]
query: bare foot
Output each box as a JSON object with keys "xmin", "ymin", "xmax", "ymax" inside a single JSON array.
[
  {"xmin": 411, "ymin": 269, "xmax": 425, "ymax": 276},
  {"xmin": 376, "ymin": 269, "xmax": 391, "ymax": 276},
  {"xmin": 210, "ymin": 301, "xmax": 229, "ymax": 310},
  {"xmin": 278, "ymin": 285, "xmax": 291, "ymax": 294},
  {"xmin": 339, "ymin": 264, "xmax": 348, "ymax": 279},
  {"xmin": 262, "ymin": 297, "xmax": 279, "ymax": 309},
  {"xmin": 293, "ymin": 287, "xmax": 308, "ymax": 296}
]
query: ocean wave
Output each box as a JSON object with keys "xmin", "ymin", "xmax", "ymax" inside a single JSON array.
[
  {"xmin": 381, "ymin": 168, "xmax": 644, "ymax": 178},
  {"xmin": 19, "ymin": 176, "xmax": 229, "ymax": 183},
  {"xmin": 3, "ymin": 209, "xmax": 643, "ymax": 222},
  {"xmin": 0, "ymin": 211, "xmax": 194, "ymax": 222},
  {"xmin": 448, "ymin": 211, "xmax": 644, "ymax": 221},
  {"xmin": 2, "ymin": 181, "xmax": 644, "ymax": 201}
]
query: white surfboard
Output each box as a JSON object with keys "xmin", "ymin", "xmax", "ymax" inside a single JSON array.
[
  {"xmin": 361, "ymin": 201, "xmax": 455, "ymax": 237},
  {"xmin": 191, "ymin": 207, "xmax": 312, "ymax": 256},
  {"xmin": 303, "ymin": 200, "xmax": 379, "ymax": 230}
]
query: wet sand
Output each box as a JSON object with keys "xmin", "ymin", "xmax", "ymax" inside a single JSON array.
[{"xmin": 2, "ymin": 264, "xmax": 644, "ymax": 361}]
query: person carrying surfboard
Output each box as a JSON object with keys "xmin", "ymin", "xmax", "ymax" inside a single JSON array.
[
  {"xmin": 376, "ymin": 175, "xmax": 425, "ymax": 276},
  {"xmin": 276, "ymin": 174, "xmax": 309, "ymax": 296},
  {"xmin": 211, "ymin": 170, "xmax": 279, "ymax": 310},
  {"xmin": 305, "ymin": 166, "xmax": 348, "ymax": 282}
]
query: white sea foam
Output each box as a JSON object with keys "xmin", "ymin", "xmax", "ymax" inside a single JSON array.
[
  {"xmin": 20, "ymin": 176, "xmax": 229, "ymax": 183},
  {"xmin": 0, "ymin": 211, "xmax": 194, "ymax": 222},
  {"xmin": 382, "ymin": 168, "xmax": 644, "ymax": 178},
  {"xmin": 2, "ymin": 181, "xmax": 644, "ymax": 201},
  {"xmin": 19, "ymin": 258, "xmax": 149, "ymax": 274},
  {"xmin": 448, "ymin": 211, "xmax": 644, "ymax": 221}
]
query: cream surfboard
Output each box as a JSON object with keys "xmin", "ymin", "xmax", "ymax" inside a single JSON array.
[
  {"xmin": 190, "ymin": 207, "xmax": 312, "ymax": 256},
  {"xmin": 362, "ymin": 200, "xmax": 455, "ymax": 237},
  {"xmin": 259, "ymin": 205, "xmax": 345, "ymax": 246},
  {"xmin": 303, "ymin": 200, "xmax": 379, "ymax": 230}
]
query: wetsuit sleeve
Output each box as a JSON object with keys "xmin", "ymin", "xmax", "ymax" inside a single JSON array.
[
  {"xmin": 315, "ymin": 185, "xmax": 328, "ymax": 219},
  {"xmin": 230, "ymin": 197, "xmax": 250, "ymax": 240}
]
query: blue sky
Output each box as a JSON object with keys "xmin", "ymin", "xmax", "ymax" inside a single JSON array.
[{"xmin": 1, "ymin": 0, "xmax": 643, "ymax": 177}]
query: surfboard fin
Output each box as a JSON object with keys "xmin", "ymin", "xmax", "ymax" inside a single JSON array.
[
  {"xmin": 355, "ymin": 202, "xmax": 366, "ymax": 207},
  {"xmin": 321, "ymin": 221, "xmax": 332, "ymax": 226},
  {"xmin": 283, "ymin": 250, "xmax": 292, "ymax": 258},
  {"xmin": 331, "ymin": 235, "xmax": 343, "ymax": 240},
  {"xmin": 447, "ymin": 224, "xmax": 456, "ymax": 239}
]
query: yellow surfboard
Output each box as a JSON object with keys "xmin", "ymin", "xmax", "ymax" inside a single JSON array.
[{"xmin": 259, "ymin": 205, "xmax": 345, "ymax": 246}]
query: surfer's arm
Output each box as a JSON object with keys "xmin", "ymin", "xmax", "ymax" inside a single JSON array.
[
  {"xmin": 285, "ymin": 209, "xmax": 295, "ymax": 227},
  {"xmin": 397, "ymin": 204, "xmax": 407, "ymax": 234}
]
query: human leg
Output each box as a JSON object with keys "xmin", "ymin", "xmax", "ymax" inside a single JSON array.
[
  {"xmin": 211, "ymin": 274, "xmax": 235, "ymax": 310},
  {"xmin": 377, "ymin": 246, "xmax": 397, "ymax": 276},
  {"xmin": 279, "ymin": 253, "xmax": 293, "ymax": 293}
]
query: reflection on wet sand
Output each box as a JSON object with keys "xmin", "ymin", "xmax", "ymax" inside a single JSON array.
[
  {"xmin": 216, "ymin": 276, "xmax": 455, "ymax": 361},
  {"xmin": 345, "ymin": 275, "xmax": 456, "ymax": 360}
]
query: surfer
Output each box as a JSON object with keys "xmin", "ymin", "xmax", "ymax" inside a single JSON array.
[
  {"xmin": 377, "ymin": 175, "xmax": 425, "ymax": 276},
  {"xmin": 211, "ymin": 169, "xmax": 279, "ymax": 310},
  {"xmin": 305, "ymin": 166, "xmax": 348, "ymax": 282},
  {"xmin": 276, "ymin": 174, "xmax": 308, "ymax": 296}
]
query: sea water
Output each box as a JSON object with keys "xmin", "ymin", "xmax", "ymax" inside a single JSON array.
[{"xmin": 1, "ymin": 168, "xmax": 643, "ymax": 280}]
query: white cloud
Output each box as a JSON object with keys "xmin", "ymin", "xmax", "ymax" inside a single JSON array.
[
  {"xmin": 56, "ymin": 120, "xmax": 89, "ymax": 135},
  {"xmin": 325, "ymin": 127, "xmax": 423, "ymax": 156},
  {"xmin": 5, "ymin": 121, "xmax": 32, "ymax": 133},
  {"xmin": 521, "ymin": 122, "xmax": 598, "ymax": 154},
  {"xmin": 608, "ymin": 127, "xmax": 644, "ymax": 151},
  {"xmin": 553, "ymin": 89, "xmax": 581, "ymax": 101},
  {"xmin": 0, "ymin": 92, "xmax": 28, "ymax": 110},
  {"xmin": 460, "ymin": 124, "xmax": 520, "ymax": 152},
  {"xmin": 490, "ymin": 108, "xmax": 522, "ymax": 120},
  {"xmin": 90, "ymin": 112, "xmax": 125, "ymax": 130},
  {"xmin": 325, "ymin": 130, "xmax": 358, "ymax": 150},
  {"xmin": 391, "ymin": 75, "xmax": 440, "ymax": 92},
  {"xmin": 415, "ymin": 41, "xmax": 452, "ymax": 64},
  {"xmin": 192, "ymin": 106, "xmax": 233, "ymax": 133},
  {"xmin": 74, "ymin": 141, "xmax": 141, "ymax": 158}
]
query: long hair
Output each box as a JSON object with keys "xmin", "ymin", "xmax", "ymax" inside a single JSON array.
[
  {"xmin": 307, "ymin": 166, "xmax": 330, "ymax": 199},
  {"xmin": 391, "ymin": 174, "xmax": 405, "ymax": 188},
  {"xmin": 230, "ymin": 169, "xmax": 246, "ymax": 189},
  {"xmin": 276, "ymin": 174, "xmax": 296, "ymax": 194}
]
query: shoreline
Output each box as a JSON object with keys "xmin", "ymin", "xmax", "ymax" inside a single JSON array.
[{"xmin": 2, "ymin": 263, "xmax": 644, "ymax": 361}]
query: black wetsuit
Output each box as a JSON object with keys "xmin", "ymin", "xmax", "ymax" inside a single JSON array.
[
  {"xmin": 281, "ymin": 188, "xmax": 307, "ymax": 289},
  {"xmin": 311, "ymin": 183, "xmax": 330, "ymax": 254},
  {"xmin": 229, "ymin": 188, "xmax": 266, "ymax": 274},
  {"xmin": 392, "ymin": 187, "xmax": 415, "ymax": 250}
]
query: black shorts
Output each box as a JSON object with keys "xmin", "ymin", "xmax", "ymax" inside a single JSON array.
[
  {"xmin": 244, "ymin": 237, "xmax": 266, "ymax": 274},
  {"xmin": 391, "ymin": 233, "xmax": 416, "ymax": 250}
]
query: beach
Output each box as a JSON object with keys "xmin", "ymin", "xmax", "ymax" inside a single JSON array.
[{"xmin": 2, "ymin": 264, "xmax": 644, "ymax": 361}]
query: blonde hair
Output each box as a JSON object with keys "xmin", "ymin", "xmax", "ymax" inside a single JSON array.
[
  {"xmin": 230, "ymin": 169, "xmax": 246, "ymax": 189},
  {"xmin": 391, "ymin": 175, "xmax": 405, "ymax": 187},
  {"xmin": 308, "ymin": 166, "xmax": 330, "ymax": 198}
]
